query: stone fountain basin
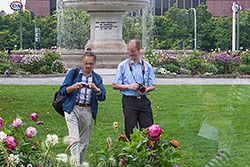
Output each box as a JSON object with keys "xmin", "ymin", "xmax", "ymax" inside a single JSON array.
[{"xmin": 63, "ymin": 0, "xmax": 148, "ymax": 12}]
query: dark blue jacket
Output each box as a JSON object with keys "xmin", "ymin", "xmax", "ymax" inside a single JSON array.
[{"xmin": 60, "ymin": 68, "xmax": 106, "ymax": 122}]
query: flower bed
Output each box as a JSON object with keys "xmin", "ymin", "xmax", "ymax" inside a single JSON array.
[
  {"xmin": 0, "ymin": 114, "xmax": 81, "ymax": 166},
  {"xmin": 0, "ymin": 49, "xmax": 68, "ymax": 75},
  {"xmin": 144, "ymin": 49, "xmax": 250, "ymax": 76},
  {"xmin": 97, "ymin": 123, "xmax": 181, "ymax": 167}
]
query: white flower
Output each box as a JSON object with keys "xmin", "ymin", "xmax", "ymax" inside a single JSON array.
[
  {"xmin": 9, "ymin": 154, "xmax": 20, "ymax": 165},
  {"xmin": 109, "ymin": 157, "xmax": 116, "ymax": 167},
  {"xmin": 81, "ymin": 162, "xmax": 89, "ymax": 167},
  {"xmin": 158, "ymin": 68, "xmax": 167, "ymax": 75},
  {"xmin": 0, "ymin": 131, "xmax": 7, "ymax": 142},
  {"xmin": 56, "ymin": 153, "xmax": 68, "ymax": 163},
  {"xmin": 45, "ymin": 134, "xmax": 58, "ymax": 147}
]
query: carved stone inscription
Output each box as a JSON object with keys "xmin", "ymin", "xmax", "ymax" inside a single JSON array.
[{"xmin": 95, "ymin": 21, "xmax": 118, "ymax": 30}]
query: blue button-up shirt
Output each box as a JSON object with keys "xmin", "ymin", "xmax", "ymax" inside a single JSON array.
[{"xmin": 113, "ymin": 58, "xmax": 157, "ymax": 96}]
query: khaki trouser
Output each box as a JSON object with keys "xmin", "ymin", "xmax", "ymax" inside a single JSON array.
[{"xmin": 65, "ymin": 105, "xmax": 92, "ymax": 164}]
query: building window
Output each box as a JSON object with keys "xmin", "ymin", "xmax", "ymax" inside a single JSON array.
[
  {"xmin": 178, "ymin": 0, "xmax": 184, "ymax": 9},
  {"xmin": 185, "ymin": 0, "xmax": 191, "ymax": 9},
  {"xmin": 155, "ymin": 0, "xmax": 161, "ymax": 15},
  {"xmin": 163, "ymin": 0, "xmax": 169, "ymax": 14},
  {"xmin": 170, "ymin": 0, "xmax": 176, "ymax": 8},
  {"xmin": 193, "ymin": 0, "xmax": 198, "ymax": 8},
  {"xmin": 200, "ymin": 0, "xmax": 206, "ymax": 4}
]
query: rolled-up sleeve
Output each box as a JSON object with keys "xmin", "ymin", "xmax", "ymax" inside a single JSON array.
[
  {"xmin": 148, "ymin": 65, "xmax": 157, "ymax": 86},
  {"xmin": 113, "ymin": 64, "xmax": 123, "ymax": 84}
]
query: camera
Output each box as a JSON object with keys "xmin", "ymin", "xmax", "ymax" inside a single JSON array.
[
  {"xmin": 137, "ymin": 83, "xmax": 146, "ymax": 93},
  {"xmin": 81, "ymin": 83, "xmax": 89, "ymax": 88}
]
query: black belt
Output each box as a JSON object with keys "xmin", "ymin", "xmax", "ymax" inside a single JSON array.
[
  {"xmin": 75, "ymin": 103, "xmax": 91, "ymax": 107},
  {"xmin": 123, "ymin": 95, "xmax": 146, "ymax": 100}
]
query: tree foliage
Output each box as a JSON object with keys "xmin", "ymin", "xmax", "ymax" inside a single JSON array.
[{"xmin": 0, "ymin": 4, "xmax": 249, "ymax": 51}]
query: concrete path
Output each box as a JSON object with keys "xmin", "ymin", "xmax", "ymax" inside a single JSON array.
[{"xmin": 0, "ymin": 68, "xmax": 250, "ymax": 85}]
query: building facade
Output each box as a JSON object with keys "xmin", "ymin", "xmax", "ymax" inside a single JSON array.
[
  {"xmin": 207, "ymin": 0, "xmax": 250, "ymax": 17},
  {"xmin": 153, "ymin": 0, "xmax": 206, "ymax": 16},
  {"xmin": 25, "ymin": 0, "xmax": 56, "ymax": 17},
  {"xmin": 152, "ymin": 0, "xmax": 250, "ymax": 16},
  {"xmin": 25, "ymin": 0, "xmax": 250, "ymax": 17}
]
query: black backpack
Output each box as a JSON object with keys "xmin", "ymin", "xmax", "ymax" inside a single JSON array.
[{"xmin": 52, "ymin": 68, "xmax": 79, "ymax": 117}]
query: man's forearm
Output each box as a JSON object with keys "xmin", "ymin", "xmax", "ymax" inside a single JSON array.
[
  {"xmin": 112, "ymin": 83, "xmax": 129, "ymax": 90},
  {"xmin": 146, "ymin": 85, "xmax": 156, "ymax": 92},
  {"xmin": 66, "ymin": 85, "xmax": 75, "ymax": 94}
]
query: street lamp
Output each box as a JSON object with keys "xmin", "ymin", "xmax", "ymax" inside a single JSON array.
[{"xmin": 191, "ymin": 8, "xmax": 196, "ymax": 50}]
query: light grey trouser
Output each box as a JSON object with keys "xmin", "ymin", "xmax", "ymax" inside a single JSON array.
[{"xmin": 65, "ymin": 105, "xmax": 92, "ymax": 164}]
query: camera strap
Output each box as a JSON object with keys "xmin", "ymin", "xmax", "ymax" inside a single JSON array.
[{"xmin": 128, "ymin": 58, "xmax": 145, "ymax": 85}]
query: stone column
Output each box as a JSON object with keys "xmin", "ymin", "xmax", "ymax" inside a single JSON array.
[{"xmin": 85, "ymin": 12, "xmax": 127, "ymax": 52}]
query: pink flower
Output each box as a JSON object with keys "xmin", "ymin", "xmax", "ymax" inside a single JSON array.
[
  {"xmin": 0, "ymin": 123, "xmax": 2, "ymax": 130},
  {"xmin": 106, "ymin": 137, "xmax": 112, "ymax": 151},
  {"xmin": 151, "ymin": 135, "xmax": 160, "ymax": 141},
  {"xmin": 173, "ymin": 165, "xmax": 179, "ymax": 167},
  {"xmin": 148, "ymin": 124, "xmax": 162, "ymax": 138},
  {"xmin": 25, "ymin": 127, "xmax": 37, "ymax": 138},
  {"xmin": 120, "ymin": 159, "xmax": 126, "ymax": 165},
  {"xmin": 12, "ymin": 118, "xmax": 22, "ymax": 128},
  {"xmin": 5, "ymin": 136, "xmax": 17, "ymax": 149},
  {"xmin": 0, "ymin": 117, "xmax": 3, "ymax": 124},
  {"xmin": 30, "ymin": 113, "xmax": 38, "ymax": 122}
]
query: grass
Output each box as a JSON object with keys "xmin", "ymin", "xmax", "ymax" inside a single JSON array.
[{"xmin": 0, "ymin": 84, "xmax": 250, "ymax": 166}]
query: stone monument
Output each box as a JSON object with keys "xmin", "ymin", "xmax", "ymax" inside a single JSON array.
[{"xmin": 62, "ymin": 0, "xmax": 149, "ymax": 52}]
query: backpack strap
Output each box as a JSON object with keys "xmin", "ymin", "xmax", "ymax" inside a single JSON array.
[{"xmin": 73, "ymin": 68, "xmax": 79, "ymax": 80}]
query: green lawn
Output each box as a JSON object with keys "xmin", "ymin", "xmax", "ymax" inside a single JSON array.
[{"xmin": 0, "ymin": 85, "xmax": 250, "ymax": 166}]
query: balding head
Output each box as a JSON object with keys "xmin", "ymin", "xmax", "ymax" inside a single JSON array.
[
  {"xmin": 127, "ymin": 39, "xmax": 141, "ymax": 61},
  {"xmin": 128, "ymin": 39, "xmax": 141, "ymax": 50}
]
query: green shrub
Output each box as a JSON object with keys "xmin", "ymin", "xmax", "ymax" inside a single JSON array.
[
  {"xmin": 19, "ymin": 55, "xmax": 44, "ymax": 74},
  {"xmin": 238, "ymin": 65, "xmax": 250, "ymax": 75},
  {"xmin": 240, "ymin": 49, "xmax": 250, "ymax": 65},
  {"xmin": 204, "ymin": 63, "xmax": 218, "ymax": 74},
  {"xmin": 98, "ymin": 127, "xmax": 181, "ymax": 167},
  {"xmin": 0, "ymin": 51, "xmax": 9, "ymax": 63},
  {"xmin": 42, "ymin": 50, "xmax": 62, "ymax": 66},
  {"xmin": 40, "ymin": 65, "xmax": 52, "ymax": 74},
  {"xmin": 166, "ymin": 63, "xmax": 180, "ymax": 73},
  {"xmin": 51, "ymin": 60, "xmax": 66, "ymax": 73},
  {"xmin": 0, "ymin": 63, "xmax": 9, "ymax": 74}
]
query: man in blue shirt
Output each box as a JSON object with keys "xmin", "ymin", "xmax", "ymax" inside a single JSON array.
[
  {"xmin": 60, "ymin": 51, "xmax": 106, "ymax": 164},
  {"xmin": 112, "ymin": 39, "xmax": 157, "ymax": 140}
]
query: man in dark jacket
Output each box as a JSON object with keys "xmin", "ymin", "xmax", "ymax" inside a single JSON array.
[{"xmin": 60, "ymin": 51, "xmax": 106, "ymax": 164}]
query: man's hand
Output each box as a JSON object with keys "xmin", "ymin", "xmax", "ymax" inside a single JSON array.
[
  {"xmin": 88, "ymin": 83, "xmax": 101, "ymax": 96},
  {"xmin": 88, "ymin": 83, "xmax": 98, "ymax": 91},
  {"xmin": 66, "ymin": 82, "xmax": 83, "ymax": 94},
  {"xmin": 128, "ymin": 83, "xmax": 139, "ymax": 90}
]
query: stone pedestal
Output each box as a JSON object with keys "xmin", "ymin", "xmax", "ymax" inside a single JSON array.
[
  {"xmin": 86, "ymin": 12, "xmax": 126, "ymax": 52},
  {"xmin": 62, "ymin": 0, "xmax": 149, "ymax": 52}
]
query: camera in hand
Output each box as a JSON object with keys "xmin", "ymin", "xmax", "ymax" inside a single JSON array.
[
  {"xmin": 137, "ymin": 83, "xmax": 146, "ymax": 93},
  {"xmin": 81, "ymin": 83, "xmax": 89, "ymax": 88}
]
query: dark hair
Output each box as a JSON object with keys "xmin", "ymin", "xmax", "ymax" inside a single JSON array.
[{"xmin": 83, "ymin": 51, "xmax": 96, "ymax": 62}]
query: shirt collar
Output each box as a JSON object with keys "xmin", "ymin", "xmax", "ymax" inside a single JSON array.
[
  {"xmin": 79, "ymin": 68, "xmax": 92, "ymax": 77},
  {"xmin": 131, "ymin": 57, "xmax": 142, "ymax": 65}
]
